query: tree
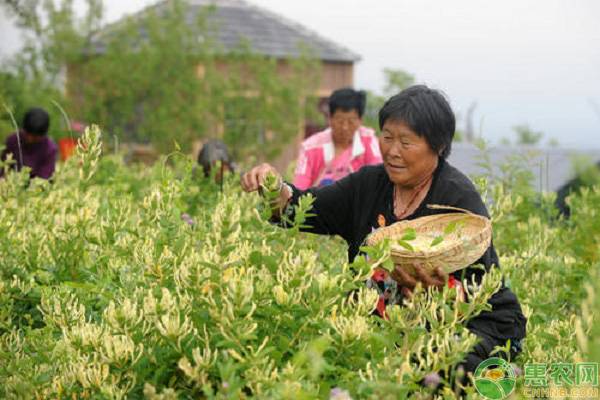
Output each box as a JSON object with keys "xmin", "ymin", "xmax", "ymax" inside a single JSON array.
[
  {"xmin": 513, "ymin": 124, "xmax": 544, "ymax": 146},
  {"xmin": 362, "ymin": 91, "xmax": 385, "ymax": 132},
  {"xmin": 0, "ymin": 71, "xmax": 63, "ymax": 142},
  {"xmin": 362, "ymin": 68, "xmax": 415, "ymax": 130},
  {"xmin": 0, "ymin": 0, "xmax": 102, "ymax": 141},
  {"xmin": 2, "ymin": 0, "xmax": 320, "ymax": 159},
  {"xmin": 383, "ymin": 68, "xmax": 415, "ymax": 96}
]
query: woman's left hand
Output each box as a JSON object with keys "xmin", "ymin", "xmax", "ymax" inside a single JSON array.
[{"xmin": 391, "ymin": 264, "xmax": 448, "ymax": 298}]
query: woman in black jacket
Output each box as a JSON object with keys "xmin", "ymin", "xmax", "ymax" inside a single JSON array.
[{"xmin": 241, "ymin": 85, "xmax": 526, "ymax": 374}]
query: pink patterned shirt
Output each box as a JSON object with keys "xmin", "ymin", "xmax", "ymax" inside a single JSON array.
[{"xmin": 293, "ymin": 126, "xmax": 382, "ymax": 190}]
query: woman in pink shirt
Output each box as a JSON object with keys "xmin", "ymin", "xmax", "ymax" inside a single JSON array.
[{"xmin": 293, "ymin": 88, "xmax": 382, "ymax": 190}]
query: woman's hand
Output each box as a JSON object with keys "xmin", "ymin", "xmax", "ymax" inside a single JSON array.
[
  {"xmin": 240, "ymin": 163, "xmax": 281, "ymax": 192},
  {"xmin": 391, "ymin": 264, "xmax": 448, "ymax": 298},
  {"xmin": 240, "ymin": 163, "xmax": 292, "ymax": 218}
]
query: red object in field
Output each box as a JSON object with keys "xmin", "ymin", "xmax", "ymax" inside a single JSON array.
[
  {"xmin": 448, "ymin": 275, "xmax": 458, "ymax": 288},
  {"xmin": 58, "ymin": 122, "xmax": 86, "ymax": 161},
  {"xmin": 58, "ymin": 137, "xmax": 77, "ymax": 161},
  {"xmin": 448, "ymin": 275, "xmax": 465, "ymax": 301}
]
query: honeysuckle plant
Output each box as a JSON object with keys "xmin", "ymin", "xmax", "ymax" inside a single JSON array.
[{"xmin": 0, "ymin": 127, "xmax": 598, "ymax": 399}]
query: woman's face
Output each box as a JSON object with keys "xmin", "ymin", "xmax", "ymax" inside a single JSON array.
[
  {"xmin": 330, "ymin": 109, "xmax": 361, "ymax": 147},
  {"xmin": 379, "ymin": 120, "xmax": 439, "ymax": 187}
]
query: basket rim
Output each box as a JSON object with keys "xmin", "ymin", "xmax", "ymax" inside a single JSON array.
[{"xmin": 366, "ymin": 211, "xmax": 492, "ymax": 259}]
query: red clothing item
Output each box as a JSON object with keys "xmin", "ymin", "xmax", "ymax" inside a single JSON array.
[{"xmin": 0, "ymin": 131, "xmax": 58, "ymax": 179}]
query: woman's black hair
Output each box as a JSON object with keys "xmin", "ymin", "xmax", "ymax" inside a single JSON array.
[
  {"xmin": 23, "ymin": 107, "xmax": 50, "ymax": 136},
  {"xmin": 329, "ymin": 88, "xmax": 367, "ymax": 117},
  {"xmin": 197, "ymin": 139, "xmax": 234, "ymax": 177},
  {"xmin": 378, "ymin": 85, "xmax": 455, "ymax": 159}
]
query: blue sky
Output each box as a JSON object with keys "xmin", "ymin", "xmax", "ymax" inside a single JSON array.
[{"xmin": 2, "ymin": 0, "xmax": 599, "ymax": 148}]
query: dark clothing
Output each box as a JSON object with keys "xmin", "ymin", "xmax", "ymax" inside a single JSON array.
[
  {"xmin": 555, "ymin": 160, "xmax": 600, "ymax": 217},
  {"xmin": 279, "ymin": 159, "xmax": 527, "ymax": 370},
  {"xmin": 0, "ymin": 131, "xmax": 58, "ymax": 179},
  {"xmin": 459, "ymin": 328, "xmax": 522, "ymax": 373}
]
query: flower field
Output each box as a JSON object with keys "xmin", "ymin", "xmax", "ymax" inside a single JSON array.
[{"xmin": 1, "ymin": 127, "xmax": 599, "ymax": 399}]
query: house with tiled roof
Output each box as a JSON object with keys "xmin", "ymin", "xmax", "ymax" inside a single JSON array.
[
  {"xmin": 79, "ymin": 0, "xmax": 360, "ymax": 167},
  {"xmin": 92, "ymin": 0, "xmax": 359, "ymax": 68}
]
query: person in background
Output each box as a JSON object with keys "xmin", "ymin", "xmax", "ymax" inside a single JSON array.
[
  {"xmin": 196, "ymin": 139, "xmax": 236, "ymax": 183},
  {"xmin": 0, "ymin": 107, "xmax": 58, "ymax": 180},
  {"xmin": 555, "ymin": 160, "xmax": 600, "ymax": 217},
  {"xmin": 293, "ymin": 88, "xmax": 382, "ymax": 190}
]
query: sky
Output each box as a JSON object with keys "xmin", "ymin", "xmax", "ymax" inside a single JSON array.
[{"xmin": 2, "ymin": 0, "xmax": 600, "ymax": 148}]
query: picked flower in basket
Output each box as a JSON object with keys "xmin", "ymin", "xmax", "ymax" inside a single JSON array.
[{"xmin": 365, "ymin": 205, "xmax": 492, "ymax": 277}]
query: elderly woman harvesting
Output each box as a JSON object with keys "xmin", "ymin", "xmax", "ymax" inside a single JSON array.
[{"xmin": 241, "ymin": 85, "xmax": 526, "ymax": 374}]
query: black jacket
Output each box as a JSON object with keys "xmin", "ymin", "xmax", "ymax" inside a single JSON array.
[{"xmin": 282, "ymin": 158, "xmax": 527, "ymax": 341}]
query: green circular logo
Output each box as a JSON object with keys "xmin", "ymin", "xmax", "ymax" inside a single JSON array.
[{"xmin": 473, "ymin": 357, "xmax": 516, "ymax": 400}]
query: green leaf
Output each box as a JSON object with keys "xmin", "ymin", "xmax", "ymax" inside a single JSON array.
[
  {"xmin": 444, "ymin": 221, "xmax": 458, "ymax": 235},
  {"xmin": 401, "ymin": 228, "xmax": 416, "ymax": 241},
  {"xmin": 430, "ymin": 236, "xmax": 444, "ymax": 247},
  {"xmin": 397, "ymin": 240, "xmax": 414, "ymax": 251},
  {"xmin": 458, "ymin": 302, "xmax": 471, "ymax": 316}
]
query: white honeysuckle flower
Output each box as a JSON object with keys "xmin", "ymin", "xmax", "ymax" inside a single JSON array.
[
  {"xmin": 63, "ymin": 322, "xmax": 105, "ymax": 349},
  {"xmin": 329, "ymin": 315, "xmax": 369, "ymax": 343},
  {"xmin": 74, "ymin": 363, "xmax": 110, "ymax": 389},
  {"xmin": 39, "ymin": 292, "xmax": 86, "ymax": 328},
  {"xmin": 103, "ymin": 298, "xmax": 144, "ymax": 333},
  {"xmin": 272, "ymin": 285, "xmax": 289, "ymax": 306},
  {"xmin": 159, "ymin": 288, "xmax": 177, "ymax": 313},
  {"xmin": 99, "ymin": 334, "xmax": 137, "ymax": 365},
  {"xmin": 157, "ymin": 312, "xmax": 193, "ymax": 342},
  {"xmin": 143, "ymin": 291, "xmax": 158, "ymax": 316}
]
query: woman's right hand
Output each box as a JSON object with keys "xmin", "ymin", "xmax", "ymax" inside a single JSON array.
[
  {"xmin": 240, "ymin": 163, "xmax": 281, "ymax": 193},
  {"xmin": 241, "ymin": 163, "xmax": 292, "ymax": 218},
  {"xmin": 391, "ymin": 264, "xmax": 448, "ymax": 298}
]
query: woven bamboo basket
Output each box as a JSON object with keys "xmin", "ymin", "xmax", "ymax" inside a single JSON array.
[{"xmin": 365, "ymin": 205, "xmax": 492, "ymax": 276}]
